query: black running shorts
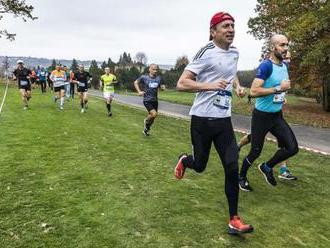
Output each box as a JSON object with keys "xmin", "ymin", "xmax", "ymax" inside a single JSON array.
[{"xmin": 143, "ymin": 101, "xmax": 158, "ymax": 112}]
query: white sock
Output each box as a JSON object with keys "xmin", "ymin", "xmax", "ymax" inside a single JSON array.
[{"xmin": 60, "ymin": 97, "xmax": 64, "ymax": 106}]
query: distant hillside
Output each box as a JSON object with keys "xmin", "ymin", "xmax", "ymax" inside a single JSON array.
[
  {"xmin": 0, "ymin": 56, "xmax": 98, "ymax": 70},
  {"xmin": 0, "ymin": 56, "xmax": 173, "ymax": 71}
]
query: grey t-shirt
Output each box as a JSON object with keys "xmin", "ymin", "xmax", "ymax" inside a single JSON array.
[
  {"xmin": 137, "ymin": 74, "xmax": 161, "ymax": 102},
  {"xmin": 186, "ymin": 41, "xmax": 239, "ymax": 118}
]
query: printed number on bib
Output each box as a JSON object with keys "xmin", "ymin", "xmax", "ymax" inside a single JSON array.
[
  {"xmin": 213, "ymin": 91, "xmax": 231, "ymax": 109},
  {"xmin": 78, "ymin": 82, "xmax": 85, "ymax": 87},
  {"xmin": 148, "ymin": 82, "xmax": 159, "ymax": 88},
  {"xmin": 20, "ymin": 80, "xmax": 28, "ymax": 86},
  {"xmin": 273, "ymin": 92, "xmax": 285, "ymax": 104}
]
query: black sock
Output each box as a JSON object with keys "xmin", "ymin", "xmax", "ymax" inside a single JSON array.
[
  {"xmin": 106, "ymin": 103, "xmax": 111, "ymax": 112},
  {"xmin": 240, "ymin": 157, "xmax": 252, "ymax": 178},
  {"xmin": 146, "ymin": 118, "xmax": 154, "ymax": 130},
  {"xmin": 81, "ymin": 101, "xmax": 84, "ymax": 108}
]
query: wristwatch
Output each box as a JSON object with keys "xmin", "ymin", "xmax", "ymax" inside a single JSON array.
[{"xmin": 274, "ymin": 85, "xmax": 282, "ymax": 93}]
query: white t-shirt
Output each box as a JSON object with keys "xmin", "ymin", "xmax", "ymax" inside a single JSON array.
[{"xmin": 186, "ymin": 41, "xmax": 239, "ymax": 118}]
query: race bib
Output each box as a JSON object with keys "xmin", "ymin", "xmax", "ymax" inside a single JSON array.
[
  {"xmin": 54, "ymin": 81, "xmax": 64, "ymax": 87},
  {"xmin": 78, "ymin": 82, "xmax": 85, "ymax": 87},
  {"xmin": 273, "ymin": 92, "xmax": 286, "ymax": 104},
  {"xmin": 148, "ymin": 82, "xmax": 159, "ymax": 88},
  {"xmin": 213, "ymin": 90, "xmax": 232, "ymax": 109},
  {"xmin": 20, "ymin": 80, "xmax": 28, "ymax": 86}
]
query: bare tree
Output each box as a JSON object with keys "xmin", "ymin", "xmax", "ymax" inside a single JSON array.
[{"xmin": 135, "ymin": 52, "xmax": 148, "ymax": 72}]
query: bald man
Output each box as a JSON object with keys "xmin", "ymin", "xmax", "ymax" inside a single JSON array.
[
  {"xmin": 134, "ymin": 64, "xmax": 162, "ymax": 136},
  {"xmin": 238, "ymin": 34, "xmax": 299, "ymax": 191}
]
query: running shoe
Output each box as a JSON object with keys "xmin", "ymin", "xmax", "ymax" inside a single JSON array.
[
  {"xmin": 81, "ymin": 108, "xmax": 85, "ymax": 113},
  {"xmin": 258, "ymin": 163, "xmax": 277, "ymax": 186},
  {"xmin": 108, "ymin": 112, "xmax": 112, "ymax": 117},
  {"xmin": 174, "ymin": 154, "xmax": 187, "ymax": 179},
  {"xmin": 278, "ymin": 169, "xmax": 297, "ymax": 180},
  {"xmin": 228, "ymin": 216, "xmax": 254, "ymax": 235},
  {"xmin": 60, "ymin": 106, "xmax": 64, "ymax": 110},
  {"xmin": 142, "ymin": 128, "xmax": 149, "ymax": 136},
  {"xmin": 239, "ymin": 177, "xmax": 253, "ymax": 192}
]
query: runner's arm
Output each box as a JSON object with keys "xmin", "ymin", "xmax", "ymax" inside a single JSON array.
[
  {"xmin": 250, "ymin": 78, "xmax": 291, "ymax": 97},
  {"xmin": 133, "ymin": 79, "xmax": 144, "ymax": 95},
  {"xmin": 177, "ymin": 70, "xmax": 228, "ymax": 92},
  {"xmin": 233, "ymin": 75, "xmax": 246, "ymax": 97}
]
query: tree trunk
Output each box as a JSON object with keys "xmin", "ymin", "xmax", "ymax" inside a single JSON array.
[{"xmin": 322, "ymin": 76, "xmax": 330, "ymax": 112}]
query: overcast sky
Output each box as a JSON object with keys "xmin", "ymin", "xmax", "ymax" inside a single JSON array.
[{"xmin": 0, "ymin": 0, "xmax": 264, "ymax": 70}]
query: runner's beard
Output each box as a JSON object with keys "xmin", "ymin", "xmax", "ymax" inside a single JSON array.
[{"xmin": 274, "ymin": 49, "xmax": 284, "ymax": 62}]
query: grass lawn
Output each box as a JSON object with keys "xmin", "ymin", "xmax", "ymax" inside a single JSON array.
[
  {"xmin": 125, "ymin": 89, "xmax": 330, "ymax": 128},
  {"xmin": 0, "ymin": 85, "xmax": 329, "ymax": 247}
]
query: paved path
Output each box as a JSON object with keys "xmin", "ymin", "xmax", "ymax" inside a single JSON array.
[{"xmin": 90, "ymin": 90, "xmax": 330, "ymax": 155}]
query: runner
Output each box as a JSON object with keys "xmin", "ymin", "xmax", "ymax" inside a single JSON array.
[
  {"xmin": 238, "ymin": 34, "xmax": 299, "ymax": 191},
  {"xmin": 71, "ymin": 65, "xmax": 92, "ymax": 113},
  {"xmin": 12, "ymin": 60, "xmax": 32, "ymax": 110},
  {"xmin": 63, "ymin": 66, "xmax": 71, "ymax": 100},
  {"xmin": 36, "ymin": 66, "xmax": 48, "ymax": 93},
  {"xmin": 47, "ymin": 69, "xmax": 53, "ymax": 90},
  {"xmin": 133, "ymin": 64, "xmax": 161, "ymax": 136},
  {"xmin": 50, "ymin": 64, "xmax": 67, "ymax": 110},
  {"xmin": 238, "ymin": 133, "xmax": 297, "ymax": 180},
  {"xmin": 69, "ymin": 69, "xmax": 76, "ymax": 99},
  {"xmin": 174, "ymin": 11, "xmax": 253, "ymax": 234},
  {"xmin": 30, "ymin": 68, "xmax": 37, "ymax": 89},
  {"xmin": 100, "ymin": 67, "xmax": 117, "ymax": 117}
]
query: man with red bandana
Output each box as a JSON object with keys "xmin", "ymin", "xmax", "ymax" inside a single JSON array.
[{"xmin": 174, "ymin": 12, "xmax": 253, "ymax": 234}]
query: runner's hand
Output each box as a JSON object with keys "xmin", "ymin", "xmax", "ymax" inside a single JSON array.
[
  {"xmin": 209, "ymin": 79, "xmax": 228, "ymax": 90},
  {"xmin": 280, "ymin": 80, "xmax": 291, "ymax": 91},
  {"xmin": 236, "ymin": 86, "xmax": 246, "ymax": 98},
  {"xmin": 138, "ymin": 91, "xmax": 145, "ymax": 96}
]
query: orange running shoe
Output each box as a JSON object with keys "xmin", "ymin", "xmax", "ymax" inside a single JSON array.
[
  {"xmin": 174, "ymin": 154, "xmax": 187, "ymax": 179},
  {"xmin": 228, "ymin": 216, "xmax": 254, "ymax": 235}
]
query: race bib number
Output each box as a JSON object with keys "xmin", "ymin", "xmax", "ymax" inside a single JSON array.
[
  {"xmin": 54, "ymin": 81, "xmax": 64, "ymax": 87},
  {"xmin": 20, "ymin": 80, "xmax": 28, "ymax": 86},
  {"xmin": 105, "ymin": 85, "xmax": 113, "ymax": 90},
  {"xmin": 213, "ymin": 91, "xmax": 232, "ymax": 109},
  {"xmin": 148, "ymin": 82, "xmax": 159, "ymax": 88},
  {"xmin": 78, "ymin": 82, "xmax": 85, "ymax": 87},
  {"xmin": 273, "ymin": 92, "xmax": 286, "ymax": 104}
]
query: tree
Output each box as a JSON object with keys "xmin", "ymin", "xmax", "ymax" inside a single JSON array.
[
  {"xmin": 118, "ymin": 52, "xmax": 133, "ymax": 66},
  {"xmin": 116, "ymin": 67, "xmax": 140, "ymax": 90},
  {"xmin": 71, "ymin": 58, "xmax": 78, "ymax": 72},
  {"xmin": 0, "ymin": 0, "xmax": 37, "ymax": 40},
  {"xmin": 48, "ymin": 58, "xmax": 57, "ymax": 71},
  {"xmin": 135, "ymin": 52, "xmax": 148, "ymax": 72},
  {"xmin": 248, "ymin": 0, "xmax": 330, "ymax": 111},
  {"xmin": 0, "ymin": 56, "xmax": 9, "ymax": 77},
  {"xmin": 89, "ymin": 60, "xmax": 103, "ymax": 89},
  {"xmin": 101, "ymin": 61, "xmax": 107, "ymax": 70},
  {"xmin": 174, "ymin": 55, "xmax": 189, "ymax": 73},
  {"xmin": 107, "ymin": 57, "xmax": 116, "ymax": 70}
]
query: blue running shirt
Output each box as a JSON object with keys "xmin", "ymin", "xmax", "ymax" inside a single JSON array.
[{"xmin": 255, "ymin": 59, "xmax": 289, "ymax": 113}]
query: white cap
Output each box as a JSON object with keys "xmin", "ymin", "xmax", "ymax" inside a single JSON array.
[{"xmin": 16, "ymin": 60, "xmax": 24, "ymax": 64}]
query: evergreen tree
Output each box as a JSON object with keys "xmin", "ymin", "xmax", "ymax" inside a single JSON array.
[
  {"xmin": 71, "ymin": 58, "xmax": 78, "ymax": 72},
  {"xmin": 101, "ymin": 61, "xmax": 107, "ymax": 70},
  {"xmin": 89, "ymin": 60, "xmax": 103, "ymax": 89}
]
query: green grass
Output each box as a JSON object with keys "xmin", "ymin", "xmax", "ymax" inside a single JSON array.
[{"xmin": 0, "ymin": 86, "xmax": 330, "ymax": 247}]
